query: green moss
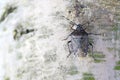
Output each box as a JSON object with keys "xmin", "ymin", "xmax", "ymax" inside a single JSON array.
[
  {"xmin": 93, "ymin": 54, "xmax": 105, "ymax": 58},
  {"xmin": 116, "ymin": 60, "xmax": 120, "ymax": 65},
  {"xmin": 94, "ymin": 59, "xmax": 105, "ymax": 63},
  {"xmin": 89, "ymin": 52, "xmax": 105, "ymax": 63},
  {"xmin": 114, "ymin": 66, "xmax": 120, "ymax": 70},
  {"xmin": 83, "ymin": 77, "xmax": 95, "ymax": 80},
  {"xmin": 112, "ymin": 24, "xmax": 118, "ymax": 31},
  {"xmin": 89, "ymin": 52, "xmax": 105, "ymax": 58},
  {"xmin": 82, "ymin": 73, "xmax": 95, "ymax": 80},
  {"xmin": 68, "ymin": 66, "xmax": 79, "ymax": 75},
  {"xmin": 114, "ymin": 60, "xmax": 120, "ymax": 70},
  {"xmin": 83, "ymin": 73, "xmax": 93, "ymax": 76}
]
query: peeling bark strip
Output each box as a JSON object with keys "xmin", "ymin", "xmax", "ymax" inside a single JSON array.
[
  {"xmin": 13, "ymin": 24, "xmax": 35, "ymax": 40},
  {"xmin": 13, "ymin": 29, "xmax": 35, "ymax": 40},
  {"xmin": 0, "ymin": 6, "xmax": 17, "ymax": 22}
]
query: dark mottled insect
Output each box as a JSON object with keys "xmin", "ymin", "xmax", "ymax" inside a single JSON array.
[
  {"xmin": 64, "ymin": 24, "xmax": 94, "ymax": 58},
  {"xmin": 61, "ymin": 15, "xmax": 100, "ymax": 59}
]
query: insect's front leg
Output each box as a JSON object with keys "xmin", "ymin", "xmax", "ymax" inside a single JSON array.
[
  {"xmin": 63, "ymin": 35, "xmax": 69, "ymax": 40},
  {"xmin": 62, "ymin": 32, "xmax": 73, "ymax": 40}
]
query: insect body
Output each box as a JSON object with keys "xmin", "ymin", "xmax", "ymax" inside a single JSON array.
[{"xmin": 65, "ymin": 24, "xmax": 94, "ymax": 58}]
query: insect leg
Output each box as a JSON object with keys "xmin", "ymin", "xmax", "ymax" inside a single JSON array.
[
  {"xmin": 67, "ymin": 41, "xmax": 73, "ymax": 58},
  {"xmin": 88, "ymin": 33, "xmax": 101, "ymax": 35},
  {"xmin": 63, "ymin": 32, "xmax": 73, "ymax": 40},
  {"xmin": 89, "ymin": 43, "xmax": 95, "ymax": 60}
]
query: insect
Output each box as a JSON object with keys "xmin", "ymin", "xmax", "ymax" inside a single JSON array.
[
  {"xmin": 64, "ymin": 24, "xmax": 94, "ymax": 58},
  {"xmin": 62, "ymin": 16, "xmax": 100, "ymax": 59}
]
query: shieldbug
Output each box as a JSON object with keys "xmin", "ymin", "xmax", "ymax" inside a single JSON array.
[{"xmin": 62, "ymin": 17, "xmax": 100, "ymax": 59}]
